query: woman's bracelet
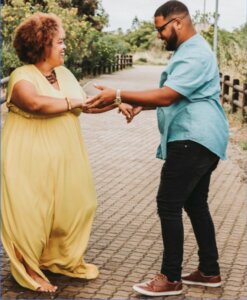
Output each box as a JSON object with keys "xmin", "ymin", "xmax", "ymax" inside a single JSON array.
[{"xmin": 65, "ymin": 97, "xmax": 72, "ymax": 111}]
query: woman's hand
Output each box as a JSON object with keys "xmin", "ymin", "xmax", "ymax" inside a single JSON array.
[
  {"xmin": 81, "ymin": 103, "xmax": 116, "ymax": 113},
  {"xmin": 132, "ymin": 106, "xmax": 143, "ymax": 117},
  {"xmin": 81, "ymin": 101, "xmax": 143, "ymax": 124},
  {"xmin": 118, "ymin": 104, "xmax": 143, "ymax": 123},
  {"xmin": 118, "ymin": 103, "xmax": 134, "ymax": 123}
]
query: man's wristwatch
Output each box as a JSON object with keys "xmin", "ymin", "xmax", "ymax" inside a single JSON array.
[{"xmin": 114, "ymin": 89, "xmax": 122, "ymax": 106}]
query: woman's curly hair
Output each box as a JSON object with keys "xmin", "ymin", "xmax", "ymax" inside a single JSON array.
[{"xmin": 13, "ymin": 12, "xmax": 62, "ymax": 64}]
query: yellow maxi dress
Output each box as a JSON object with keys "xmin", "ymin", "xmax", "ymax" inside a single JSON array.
[{"xmin": 1, "ymin": 64, "xmax": 99, "ymax": 290}]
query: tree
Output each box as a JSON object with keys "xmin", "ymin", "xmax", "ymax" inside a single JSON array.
[
  {"xmin": 131, "ymin": 16, "xmax": 140, "ymax": 31},
  {"xmin": 125, "ymin": 21, "xmax": 156, "ymax": 51},
  {"xmin": 200, "ymin": 23, "xmax": 247, "ymax": 81},
  {"xmin": 1, "ymin": 0, "xmax": 129, "ymax": 78},
  {"xmin": 58, "ymin": 0, "xmax": 108, "ymax": 30},
  {"xmin": 192, "ymin": 9, "xmax": 213, "ymax": 26}
]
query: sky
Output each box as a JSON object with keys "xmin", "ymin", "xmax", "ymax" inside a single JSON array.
[{"xmin": 101, "ymin": 0, "xmax": 247, "ymax": 32}]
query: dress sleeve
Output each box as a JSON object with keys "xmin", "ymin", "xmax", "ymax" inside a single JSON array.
[{"xmin": 7, "ymin": 68, "xmax": 33, "ymax": 103}]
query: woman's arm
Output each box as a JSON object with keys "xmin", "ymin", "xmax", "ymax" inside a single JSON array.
[
  {"xmin": 83, "ymin": 103, "xmax": 135, "ymax": 123},
  {"xmin": 10, "ymin": 80, "xmax": 84, "ymax": 114}
]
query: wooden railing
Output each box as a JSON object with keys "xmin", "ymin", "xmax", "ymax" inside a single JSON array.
[
  {"xmin": 220, "ymin": 73, "xmax": 247, "ymax": 123},
  {"xmin": 2, "ymin": 67, "xmax": 246, "ymax": 124},
  {"xmin": 0, "ymin": 77, "xmax": 10, "ymax": 105},
  {"xmin": 84, "ymin": 54, "xmax": 133, "ymax": 77},
  {"xmin": 0, "ymin": 54, "xmax": 133, "ymax": 105}
]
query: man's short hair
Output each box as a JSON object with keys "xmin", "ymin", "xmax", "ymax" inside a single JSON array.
[{"xmin": 154, "ymin": 0, "xmax": 189, "ymax": 18}]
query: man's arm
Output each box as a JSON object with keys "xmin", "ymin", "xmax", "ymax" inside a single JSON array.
[
  {"xmin": 120, "ymin": 87, "xmax": 181, "ymax": 106},
  {"xmin": 86, "ymin": 84, "xmax": 182, "ymax": 108}
]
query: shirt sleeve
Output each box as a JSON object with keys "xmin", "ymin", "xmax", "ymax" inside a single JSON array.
[{"xmin": 164, "ymin": 55, "xmax": 211, "ymax": 100}]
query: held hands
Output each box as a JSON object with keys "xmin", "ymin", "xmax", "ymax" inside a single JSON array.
[
  {"xmin": 85, "ymin": 84, "xmax": 143, "ymax": 123},
  {"xmin": 82, "ymin": 101, "xmax": 142, "ymax": 123},
  {"xmin": 86, "ymin": 84, "xmax": 116, "ymax": 108},
  {"xmin": 118, "ymin": 103, "xmax": 142, "ymax": 123}
]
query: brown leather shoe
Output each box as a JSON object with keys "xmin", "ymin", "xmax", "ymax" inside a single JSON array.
[
  {"xmin": 133, "ymin": 273, "xmax": 183, "ymax": 296},
  {"xmin": 182, "ymin": 270, "xmax": 221, "ymax": 287}
]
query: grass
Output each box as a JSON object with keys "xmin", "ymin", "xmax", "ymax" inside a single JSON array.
[
  {"xmin": 239, "ymin": 141, "xmax": 247, "ymax": 151},
  {"xmin": 226, "ymin": 109, "xmax": 247, "ymax": 151}
]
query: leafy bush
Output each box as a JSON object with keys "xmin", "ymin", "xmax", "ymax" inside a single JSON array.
[
  {"xmin": 1, "ymin": 0, "xmax": 130, "ymax": 79},
  {"xmin": 1, "ymin": 0, "xmax": 44, "ymax": 75},
  {"xmin": 200, "ymin": 24, "xmax": 247, "ymax": 82},
  {"xmin": 125, "ymin": 20, "xmax": 156, "ymax": 51}
]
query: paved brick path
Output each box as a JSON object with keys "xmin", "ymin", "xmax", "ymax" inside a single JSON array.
[{"xmin": 1, "ymin": 66, "xmax": 247, "ymax": 299}]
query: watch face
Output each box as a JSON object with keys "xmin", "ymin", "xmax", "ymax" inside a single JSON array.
[{"xmin": 115, "ymin": 98, "xmax": 122, "ymax": 105}]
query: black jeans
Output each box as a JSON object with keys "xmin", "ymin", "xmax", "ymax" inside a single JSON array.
[{"xmin": 157, "ymin": 140, "xmax": 220, "ymax": 282}]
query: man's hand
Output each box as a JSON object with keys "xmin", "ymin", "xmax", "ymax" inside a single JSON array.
[{"xmin": 86, "ymin": 84, "xmax": 116, "ymax": 108}]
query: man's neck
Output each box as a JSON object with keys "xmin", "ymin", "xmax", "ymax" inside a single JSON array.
[{"xmin": 177, "ymin": 28, "xmax": 197, "ymax": 48}]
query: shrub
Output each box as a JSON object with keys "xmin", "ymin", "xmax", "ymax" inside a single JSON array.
[{"xmin": 1, "ymin": 0, "xmax": 130, "ymax": 79}]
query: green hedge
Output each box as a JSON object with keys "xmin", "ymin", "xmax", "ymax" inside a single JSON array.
[{"xmin": 1, "ymin": 0, "xmax": 130, "ymax": 79}]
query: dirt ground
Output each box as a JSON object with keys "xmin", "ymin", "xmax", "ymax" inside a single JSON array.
[{"xmin": 227, "ymin": 118, "xmax": 247, "ymax": 182}]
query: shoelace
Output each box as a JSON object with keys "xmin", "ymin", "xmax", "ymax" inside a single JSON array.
[{"xmin": 146, "ymin": 274, "xmax": 165, "ymax": 287}]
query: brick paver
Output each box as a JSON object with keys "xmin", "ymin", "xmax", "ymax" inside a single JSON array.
[{"xmin": 1, "ymin": 66, "xmax": 247, "ymax": 299}]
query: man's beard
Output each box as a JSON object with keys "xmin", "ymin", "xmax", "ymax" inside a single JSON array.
[{"xmin": 165, "ymin": 28, "xmax": 178, "ymax": 51}]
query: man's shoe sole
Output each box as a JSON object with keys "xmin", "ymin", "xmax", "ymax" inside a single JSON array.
[
  {"xmin": 182, "ymin": 279, "xmax": 222, "ymax": 287},
  {"xmin": 133, "ymin": 284, "xmax": 183, "ymax": 296}
]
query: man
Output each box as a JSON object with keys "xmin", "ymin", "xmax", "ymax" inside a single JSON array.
[{"xmin": 86, "ymin": 0, "xmax": 229, "ymax": 297}]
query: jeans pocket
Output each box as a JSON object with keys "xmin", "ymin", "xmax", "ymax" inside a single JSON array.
[{"xmin": 167, "ymin": 140, "xmax": 190, "ymax": 153}]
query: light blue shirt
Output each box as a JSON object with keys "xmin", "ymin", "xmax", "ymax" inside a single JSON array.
[{"xmin": 156, "ymin": 34, "xmax": 229, "ymax": 160}]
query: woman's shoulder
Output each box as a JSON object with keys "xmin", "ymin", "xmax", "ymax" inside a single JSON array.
[
  {"xmin": 10, "ymin": 64, "xmax": 35, "ymax": 80},
  {"xmin": 12, "ymin": 64, "xmax": 34, "ymax": 73},
  {"xmin": 55, "ymin": 65, "xmax": 74, "ymax": 77},
  {"xmin": 7, "ymin": 65, "xmax": 35, "ymax": 103},
  {"xmin": 55, "ymin": 65, "xmax": 79, "ymax": 84}
]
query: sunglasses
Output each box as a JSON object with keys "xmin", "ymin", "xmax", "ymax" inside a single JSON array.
[{"xmin": 156, "ymin": 14, "xmax": 188, "ymax": 34}]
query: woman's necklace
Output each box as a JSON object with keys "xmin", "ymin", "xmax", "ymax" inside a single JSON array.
[{"xmin": 44, "ymin": 70, "xmax": 57, "ymax": 84}]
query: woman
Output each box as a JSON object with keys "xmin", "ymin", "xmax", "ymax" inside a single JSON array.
[{"xmin": 1, "ymin": 12, "xmax": 132, "ymax": 292}]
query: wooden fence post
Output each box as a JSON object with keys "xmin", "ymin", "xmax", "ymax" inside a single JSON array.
[
  {"xmin": 112, "ymin": 61, "xmax": 116, "ymax": 72},
  {"xmin": 222, "ymin": 75, "xmax": 230, "ymax": 105},
  {"xmin": 219, "ymin": 73, "xmax": 223, "ymax": 103},
  {"xmin": 123, "ymin": 55, "xmax": 127, "ymax": 68},
  {"xmin": 116, "ymin": 55, "xmax": 120, "ymax": 71},
  {"xmin": 93, "ymin": 67, "xmax": 97, "ymax": 77},
  {"xmin": 130, "ymin": 55, "xmax": 133, "ymax": 67},
  {"xmin": 243, "ymin": 83, "xmax": 247, "ymax": 123},
  {"xmin": 109, "ymin": 64, "xmax": 113, "ymax": 74},
  {"xmin": 232, "ymin": 79, "xmax": 239, "ymax": 113},
  {"xmin": 120, "ymin": 55, "xmax": 123, "ymax": 70}
]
